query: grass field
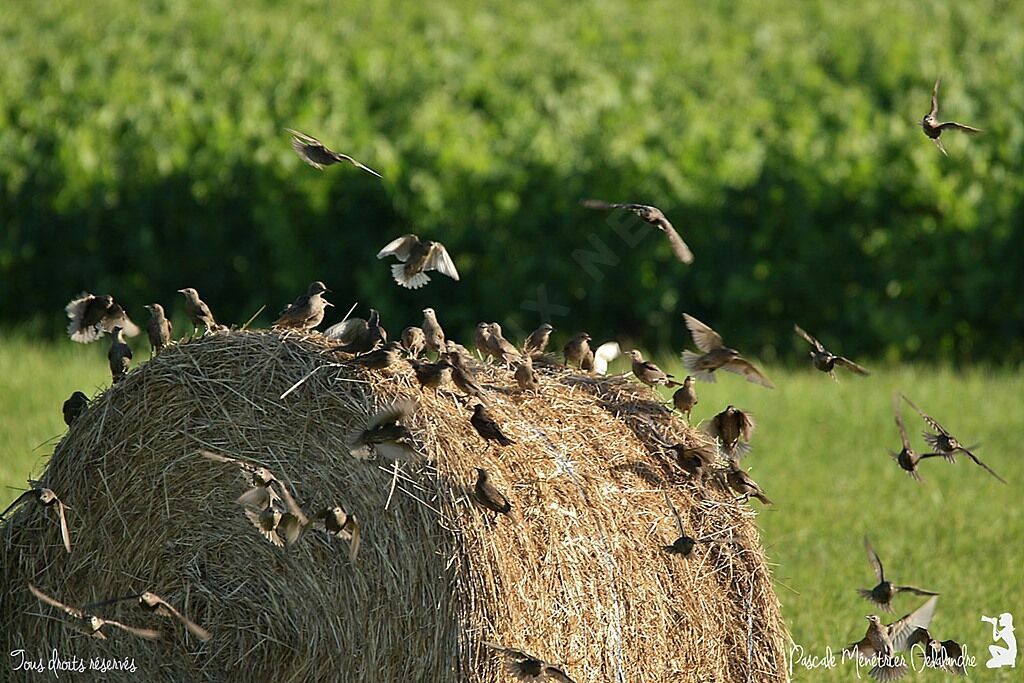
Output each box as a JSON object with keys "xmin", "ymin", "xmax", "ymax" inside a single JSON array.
[{"xmin": 0, "ymin": 335, "xmax": 1020, "ymax": 680}]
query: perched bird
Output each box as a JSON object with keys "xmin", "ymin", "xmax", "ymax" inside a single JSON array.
[
  {"xmin": 672, "ymin": 377, "xmax": 698, "ymax": 421},
  {"xmin": 348, "ymin": 400, "xmax": 417, "ymax": 460},
  {"xmin": 474, "ymin": 322, "xmax": 494, "ymax": 359},
  {"xmin": 62, "ymin": 391, "xmax": 89, "ymax": 426},
  {"xmin": 64, "ymin": 293, "xmax": 139, "ymax": 343},
  {"xmin": 663, "ymin": 441, "xmax": 718, "ymax": 478},
  {"xmin": 662, "ymin": 493, "xmax": 731, "ymax": 557},
  {"xmin": 401, "ymin": 326, "xmax": 427, "ymax": 358},
  {"xmin": 591, "ymin": 340, "xmax": 622, "ymax": 375},
  {"xmin": 286, "ymin": 128, "xmax": 381, "ymax": 177},
  {"xmin": 514, "ymin": 355, "xmax": 540, "ymax": 392},
  {"xmin": 325, "ymin": 308, "xmax": 387, "ymax": 353},
  {"xmin": 581, "ymin": 199, "xmax": 694, "ymax": 264},
  {"xmin": 484, "ymin": 642, "xmax": 575, "ymax": 683},
  {"xmin": 705, "ymin": 405, "xmax": 756, "ymax": 457},
  {"xmin": 409, "ymin": 358, "xmax": 452, "ymax": 393},
  {"xmin": 907, "ymin": 628, "xmax": 967, "ymax": 676},
  {"xmin": 889, "ymin": 394, "xmax": 943, "ymax": 482},
  {"xmin": 486, "ymin": 323, "xmax": 521, "ymax": 363},
  {"xmin": 422, "ymin": 308, "xmax": 446, "ymax": 355},
  {"xmin": 274, "ymin": 281, "xmax": 332, "ymax": 330},
  {"xmin": 28, "ymin": 584, "xmax": 161, "ymax": 641},
  {"xmin": 471, "ymin": 468, "xmax": 512, "ymax": 516},
  {"xmin": 793, "ymin": 324, "xmax": 870, "ymax": 380},
  {"xmin": 682, "ymin": 314, "xmax": 774, "ymax": 388},
  {"xmin": 920, "ymin": 78, "xmax": 981, "ymax": 156},
  {"xmin": 351, "ymin": 341, "xmax": 403, "ymax": 370},
  {"xmin": 902, "ymin": 394, "xmax": 1006, "ymax": 484},
  {"xmin": 522, "ymin": 323, "xmax": 554, "ymax": 357},
  {"xmin": 177, "ymin": 288, "xmax": 219, "ymax": 335},
  {"xmin": 627, "ymin": 350, "xmax": 680, "ymax": 388},
  {"xmin": 563, "ymin": 333, "xmax": 592, "ymax": 369},
  {"xmin": 311, "ymin": 506, "xmax": 361, "ymax": 561},
  {"xmin": 844, "ymin": 596, "xmax": 939, "ymax": 682},
  {"xmin": 0, "ymin": 484, "xmax": 72, "ymax": 553},
  {"xmin": 107, "ymin": 326, "xmax": 133, "ymax": 383},
  {"xmin": 83, "ymin": 591, "xmax": 211, "ymax": 642},
  {"xmin": 858, "ymin": 537, "xmax": 938, "ymax": 613},
  {"xmin": 446, "ymin": 352, "xmax": 486, "ymax": 399},
  {"xmin": 724, "ymin": 459, "xmax": 772, "ymax": 504},
  {"xmin": 144, "ymin": 303, "xmax": 173, "ymax": 355},
  {"xmin": 376, "ymin": 234, "xmax": 460, "ymax": 289},
  {"xmin": 470, "ymin": 403, "xmax": 514, "ymax": 447}
]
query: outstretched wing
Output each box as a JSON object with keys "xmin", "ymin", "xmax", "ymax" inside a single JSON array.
[
  {"xmin": 366, "ymin": 400, "xmax": 417, "ymax": 431},
  {"xmin": 28, "ymin": 583, "xmax": 82, "ymax": 618},
  {"xmin": 960, "ymin": 449, "xmax": 1007, "ymax": 484},
  {"xmin": 930, "ymin": 78, "xmax": 940, "ymax": 118},
  {"xmin": 56, "ymin": 501, "xmax": 72, "ymax": 554},
  {"xmin": 333, "ymin": 152, "xmax": 382, "ymax": 178},
  {"xmin": 658, "ymin": 219, "xmax": 695, "ymax": 264},
  {"xmin": 900, "ymin": 395, "xmax": 949, "ymax": 437},
  {"xmin": 721, "ymin": 357, "xmax": 775, "ymax": 389},
  {"xmin": 425, "ymin": 243, "xmax": 460, "ymax": 281},
  {"xmin": 199, "ymin": 449, "xmax": 259, "ymax": 474},
  {"xmin": 322, "ymin": 318, "xmax": 368, "ymax": 343},
  {"xmin": 793, "ymin": 324, "xmax": 824, "ymax": 351},
  {"xmin": 893, "ymin": 394, "xmax": 912, "ymax": 450},
  {"xmin": 835, "ymin": 357, "xmax": 870, "ymax": 376},
  {"xmin": 894, "ymin": 585, "xmax": 939, "ymax": 597},
  {"xmin": 682, "ymin": 313, "xmax": 724, "ymax": 352},
  {"xmin": 663, "ymin": 492, "xmax": 685, "ymax": 536},
  {"xmin": 579, "ymin": 199, "xmax": 621, "ymax": 211},
  {"xmin": 863, "ymin": 536, "xmax": 885, "ymax": 583},
  {"xmin": 376, "ymin": 234, "xmax": 418, "ymax": 261},
  {"xmin": 888, "ymin": 596, "xmax": 939, "ymax": 651},
  {"xmin": 937, "ymin": 122, "xmax": 982, "ymax": 134},
  {"xmin": 102, "ymin": 619, "xmax": 162, "ymax": 641}
]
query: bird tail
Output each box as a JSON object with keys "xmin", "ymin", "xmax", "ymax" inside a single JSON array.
[
  {"xmin": 856, "ymin": 588, "xmax": 875, "ymax": 602},
  {"xmin": 392, "ymin": 264, "xmax": 430, "ymax": 289},
  {"xmin": 754, "ymin": 491, "xmax": 773, "ymax": 505},
  {"xmin": 681, "ymin": 351, "xmax": 715, "ymax": 383},
  {"xmin": 346, "ymin": 429, "xmax": 373, "ymax": 459},
  {"xmin": 498, "ymin": 434, "xmax": 515, "ymax": 447}
]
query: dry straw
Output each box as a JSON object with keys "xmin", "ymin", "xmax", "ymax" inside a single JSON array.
[{"xmin": 0, "ymin": 330, "xmax": 789, "ymax": 682}]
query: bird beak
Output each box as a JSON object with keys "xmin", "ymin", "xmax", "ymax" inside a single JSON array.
[
  {"xmin": 324, "ymin": 300, "xmax": 335, "ymax": 307},
  {"xmin": 176, "ymin": 289, "xmax": 186, "ymax": 293}
]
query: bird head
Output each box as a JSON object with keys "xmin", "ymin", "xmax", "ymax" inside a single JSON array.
[
  {"xmin": 177, "ymin": 288, "xmax": 196, "ymax": 300},
  {"xmin": 627, "ymin": 350, "xmax": 643, "ymax": 361},
  {"xmin": 308, "ymin": 281, "xmax": 330, "ymax": 295},
  {"xmin": 145, "ymin": 303, "xmax": 164, "ymax": 316},
  {"xmin": 422, "ymin": 307, "xmax": 435, "ymax": 318},
  {"xmin": 866, "ymin": 615, "xmax": 882, "ymax": 625},
  {"xmin": 539, "ymin": 323, "xmax": 553, "ymax": 332},
  {"xmin": 683, "ymin": 376, "xmax": 695, "ymax": 386}
]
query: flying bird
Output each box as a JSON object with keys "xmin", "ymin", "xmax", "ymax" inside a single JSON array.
[
  {"xmin": 681, "ymin": 314, "xmax": 774, "ymax": 388},
  {"xmin": 107, "ymin": 326, "xmax": 133, "ymax": 383},
  {"xmin": 348, "ymin": 400, "xmax": 417, "ymax": 460},
  {"xmin": 793, "ymin": 324, "xmax": 870, "ymax": 380},
  {"xmin": 470, "ymin": 403, "xmax": 514, "ymax": 447},
  {"xmin": 62, "ymin": 391, "xmax": 89, "ymax": 426},
  {"xmin": 844, "ymin": 596, "xmax": 939, "ymax": 682},
  {"xmin": 376, "ymin": 234, "xmax": 460, "ymax": 289},
  {"xmin": 64, "ymin": 293, "xmax": 139, "ymax": 343},
  {"xmin": 83, "ymin": 591, "xmax": 211, "ymax": 642},
  {"xmin": 581, "ymin": 199, "xmax": 694, "ymax": 264},
  {"xmin": 1, "ymin": 484, "xmax": 72, "ymax": 553},
  {"xmin": 28, "ymin": 584, "xmax": 161, "ymax": 641},
  {"xmin": 273, "ymin": 281, "xmax": 332, "ymax": 330},
  {"xmin": 663, "ymin": 441, "xmax": 718, "ymax": 478},
  {"xmin": 889, "ymin": 394, "xmax": 943, "ymax": 481},
  {"xmin": 901, "ymin": 394, "xmax": 1006, "ymax": 484},
  {"xmin": 672, "ymin": 377, "xmax": 698, "ymax": 421},
  {"xmin": 907, "ymin": 628, "xmax": 967, "ymax": 676},
  {"xmin": 471, "ymin": 468, "xmax": 512, "ymax": 517},
  {"xmin": 311, "ymin": 506, "xmax": 361, "ymax": 561},
  {"xmin": 705, "ymin": 405, "xmax": 756, "ymax": 457},
  {"xmin": 286, "ymin": 128, "xmax": 381, "ymax": 176},
  {"xmin": 145, "ymin": 303, "xmax": 173, "ymax": 355},
  {"xmin": 858, "ymin": 537, "xmax": 939, "ymax": 613},
  {"xmin": 627, "ymin": 350, "xmax": 680, "ymax": 388},
  {"xmin": 920, "ymin": 78, "xmax": 981, "ymax": 156},
  {"xmin": 177, "ymin": 288, "xmax": 219, "ymax": 335},
  {"xmin": 484, "ymin": 642, "xmax": 575, "ymax": 683}
]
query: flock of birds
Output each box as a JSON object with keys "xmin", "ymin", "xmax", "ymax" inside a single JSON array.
[{"xmin": 0, "ymin": 80, "xmax": 992, "ymax": 682}]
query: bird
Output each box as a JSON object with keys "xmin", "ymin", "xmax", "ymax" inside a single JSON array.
[
  {"xmin": 663, "ymin": 441, "xmax": 718, "ymax": 478},
  {"xmin": 325, "ymin": 308, "xmax": 388, "ymax": 353},
  {"xmin": 401, "ymin": 326, "xmax": 427, "ymax": 358},
  {"xmin": 474, "ymin": 322, "xmax": 494, "ymax": 359},
  {"xmin": 705, "ymin": 405, "xmax": 756, "ymax": 457},
  {"xmin": 107, "ymin": 326, "xmax": 133, "ymax": 383},
  {"xmin": 901, "ymin": 394, "xmax": 1006, "ymax": 484},
  {"xmin": 470, "ymin": 403, "xmax": 514, "ymax": 447},
  {"xmin": 0, "ymin": 484, "xmax": 72, "ymax": 553},
  {"xmin": 522, "ymin": 323, "xmax": 554, "ymax": 357},
  {"xmin": 844, "ymin": 596, "xmax": 939, "ymax": 682},
  {"xmin": 177, "ymin": 288, "xmax": 219, "ymax": 335},
  {"xmin": 486, "ymin": 323, "xmax": 521, "ymax": 363},
  {"xmin": 563, "ymin": 333, "xmax": 592, "ymax": 369},
  {"xmin": 348, "ymin": 400, "xmax": 417, "ymax": 460},
  {"xmin": 273, "ymin": 281, "xmax": 332, "ymax": 330},
  {"xmin": 724, "ymin": 459, "xmax": 772, "ymax": 504},
  {"xmin": 661, "ymin": 493, "xmax": 731, "ymax": 557},
  {"xmin": 311, "ymin": 506, "xmax": 361, "ymax": 561},
  {"xmin": 591, "ymin": 340, "xmax": 622, "ymax": 375},
  {"xmin": 681, "ymin": 314, "xmax": 774, "ymax": 388},
  {"xmin": 144, "ymin": 303, "xmax": 173, "ymax": 355},
  {"xmin": 672, "ymin": 377, "xmax": 698, "ymax": 421},
  {"xmin": 62, "ymin": 391, "xmax": 89, "ymax": 426},
  {"xmin": 514, "ymin": 355, "xmax": 540, "ymax": 392},
  {"xmin": 907, "ymin": 628, "xmax": 967, "ymax": 676},
  {"xmin": 483, "ymin": 642, "xmax": 575, "ymax": 682},
  {"xmin": 858, "ymin": 537, "xmax": 939, "ymax": 613},
  {"xmin": 446, "ymin": 351, "xmax": 486, "ymax": 399},
  {"xmin": 351, "ymin": 341, "xmax": 403, "ymax": 370},
  {"xmin": 376, "ymin": 234, "xmax": 460, "ymax": 289},
  {"xmin": 889, "ymin": 393, "xmax": 943, "ymax": 482},
  {"xmin": 627, "ymin": 350, "xmax": 680, "ymax": 387},
  {"xmin": 421, "ymin": 308, "xmax": 446, "ymax": 355},
  {"xmin": 82, "ymin": 591, "xmax": 211, "ymax": 642},
  {"xmin": 471, "ymin": 468, "xmax": 512, "ymax": 516},
  {"xmin": 920, "ymin": 78, "xmax": 981, "ymax": 156},
  {"xmin": 28, "ymin": 584, "xmax": 161, "ymax": 641},
  {"xmin": 286, "ymin": 128, "xmax": 381, "ymax": 176},
  {"xmin": 793, "ymin": 324, "xmax": 870, "ymax": 380},
  {"xmin": 409, "ymin": 358, "xmax": 452, "ymax": 393},
  {"xmin": 581, "ymin": 199, "xmax": 694, "ymax": 264},
  {"xmin": 64, "ymin": 293, "xmax": 139, "ymax": 343},
  {"xmin": 245, "ymin": 504, "xmax": 289, "ymax": 547}
]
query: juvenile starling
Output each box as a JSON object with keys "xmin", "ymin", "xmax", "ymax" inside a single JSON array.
[
  {"xmin": 705, "ymin": 405, "xmax": 756, "ymax": 457},
  {"xmin": 177, "ymin": 288, "xmax": 218, "ymax": 335},
  {"xmin": 28, "ymin": 584, "xmax": 162, "ymax": 641},
  {"xmin": 470, "ymin": 403, "xmax": 514, "ymax": 446},
  {"xmin": 471, "ymin": 468, "xmax": 512, "ymax": 516},
  {"xmin": 312, "ymin": 506, "xmax": 361, "ymax": 561},
  {"xmin": 446, "ymin": 352, "xmax": 486, "ymax": 399},
  {"xmin": 401, "ymin": 326, "xmax": 427, "ymax": 358},
  {"xmin": 483, "ymin": 642, "xmax": 575, "ymax": 683},
  {"xmin": 563, "ymin": 332, "xmax": 592, "ymax": 369},
  {"xmin": 522, "ymin": 323, "xmax": 554, "ymax": 357},
  {"xmin": 422, "ymin": 308, "xmax": 446, "ymax": 355},
  {"xmin": 348, "ymin": 400, "xmax": 417, "ymax": 460},
  {"xmin": 107, "ymin": 326, "xmax": 133, "ymax": 383},
  {"xmin": 793, "ymin": 324, "xmax": 870, "ymax": 380},
  {"xmin": 486, "ymin": 323, "xmax": 521, "ymax": 363},
  {"xmin": 844, "ymin": 596, "xmax": 939, "ymax": 682},
  {"xmin": 83, "ymin": 591, "xmax": 211, "ymax": 642},
  {"xmin": 145, "ymin": 303, "xmax": 173, "ymax": 355},
  {"xmin": 351, "ymin": 341, "xmax": 403, "ymax": 370},
  {"xmin": 681, "ymin": 314, "xmax": 774, "ymax": 388},
  {"xmin": 672, "ymin": 377, "xmax": 698, "ymax": 421},
  {"xmin": 663, "ymin": 441, "xmax": 718, "ymax": 478},
  {"xmin": 902, "ymin": 394, "xmax": 1006, "ymax": 483},
  {"xmin": 376, "ymin": 234, "xmax": 460, "ymax": 289},
  {"xmin": 661, "ymin": 492, "xmax": 731, "ymax": 557},
  {"xmin": 325, "ymin": 308, "xmax": 387, "ymax": 353},
  {"xmin": 890, "ymin": 393, "xmax": 943, "ymax": 482},
  {"xmin": 858, "ymin": 536, "xmax": 939, "ymax": 613},
  {"xmin": 474, "ymin": 322, "xmax": 494, "ymax": 359},
  {"xmin": 920, "ymin": 78, "xmax": 981, "ymax": 156},
  {"xmin": 62, "ymin": 391, "xmax": 89, "ymax": 426},
  {"xmin": 627, "ymin": 350, "xmax": 680, "ymax": 388},
  {"xmin": 907, "ymin": 628, "xmax": 967, "ymax": 676},
  {"xmin": 64, "ymin": 293, "xmax": 140, "ymax": 343},
  {"xmin": 274, "ymin": 281, "xmax": 332, "ymax": 330},
  {"xmin": 287, "ymin": 128, "xmax": 381, "ymax": 176},
  {"xmin": 514, "ymin": 355, "xmax": 540, "ymax": 392},
  {"xmin": 591, "ymin": 340, "xmax": 622, "ymax": 375},
  {"xmin": 409, "ymin": 357, "xmax": 452, "ymax": 393},
  {"xmin": 724, "ymin": 459, "xmax": 772, "ymax": 504},
  {"xmin": 581, "ymin": 199, "xmax": 694, "ymax": 264},
  {"xmin": 0, "ymin": 484, "xmax": 72, "ymax": 553},
  {"xmin": 245, "ymin": 504, "xmax": 288, "ymax": 547}
]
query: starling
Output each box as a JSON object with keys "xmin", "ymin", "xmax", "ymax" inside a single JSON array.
[
  {"xmin": 422, "ymin": 308, "xmax": 446, "ymax": 355},
  {"xmin": 662, "ymin": 492, "xmax": 731, "ymax": 557},
  {"xmin": 64, "ymin": 293, "xmax": 139, "ymax": 343},
  {"xmin": 705, "ymin": 405, "xmax": 756, "ymax": 458},
  {"xmin": 514, "ymin": 355, "xmax": 540, "ymax": 392},
  {"xmin": 793, "ymin": 324, "xmax": 870, "ymax": 380},
  {"xmin": 312, "ymin": 506, "xmax": 361, "ymax": 561},
  {"xmin": 486, "ymin": 323, "xmax": 521, "ymax": 363},
  {"xmin": 844, "ymin": 596, "xmax": 939, "ymax": 682},
  {"xmin": 522, "ymin": 323, "xmax": 554, "ymax": 357},
  {"xmin": 0, "ymin": 484, "xmax": 72, "ymax": 553},
  {"xmin": 245, "ymin": 504, "xmax": 288, "ymax": 547},
  {"xmin": 83, "ymin": 591, "xmax": 211, "ymax": 642},
  {"xmin": 474, "ymin": 322, "xmax": 494, "ymax": 359},
  {"xmin": 107, "ymin": 326, "xmax": 133, "ymax": 383},
  {"xmin": 581, "ymin": 199, "xmax": 694, "ymax": 264},
  {"xmin": 177, "ymin": 288, "xmax": 219, "ymax": 335},
  {"xmin": 376, "ymin": 234, "xmax": 460, "ymax": 289},
  {"xmin": 28, "ymin": 584, "xmax": 161, "ymax": 641},
  {"xmin": 858, "ymin": 536, "xmax": 939, "ymax": 613},
  {"xmin": 663, "ymin": 441, "xmax": 717, "ymax": 478},
  {"xmin": 145, "ymin": 303, "xmax": 173, "ymax": 355},
  {"xmin": 325, "ymin": 308, "xmax": 387, "ymax": 353},
  {"xmin": 471, "ymin": 468, "xmax": 512, "ymax": 516},
  {"xmin": 681, "ymin": 314, "xmax": 774, "ymax": 388},
  {"xmin": 484, "ymin": 643, "xmax": 575, "ymax": 683},
  {"xmin": 62, "ymin": 391, "xmax": 89, "ymax": 426},
  {"xmin": 348, "ymin": 400, "xmax": 417, "ymax": 460},
  {"xmin": 902, "ymin": 394, "xmax": 1006, "ymax": 484},
  {"xmin": 627, "ymin": 350, "xmax": 680, "ymax": 388},
  {"xmin": 563, "ymin": 332, "xmax": 592, "ymax": 369},
  {"xmin": 446, "ymin": 351, "xmax": 486, "ymax": 399},
  {"xmin": 351, "ymin": 341, "xmax": 403, "ymax": 370},
  {"xmin": 920, "ymin": 78, "xmax": 981, "ymax": 156},
  {"xmin": 470, "ymin": 403, "xmax": 515, "ymax": 446},
  {"xmin": 286, "ymin": 127, "xmax": 381, "ymax": 176},
  {"xmin": 724, "ymin": 459, "xmax": 772, "ymax": 504},
  {"xmin": 409, "ymin": 357, "xmax": 452, "ymax": 393},
  {"xmin": 274, "ymin": 281, "xmax": 332, "ymax": 330},
  {"xmin": 907, "ymin": 629, "xmax": 967, "ymax": 676},
  {"xmin": 401, "ymin": 326, "xmax": 427, "ymax": 358},
  {"xmin": 889, "ymin": 393, "xmax": 943, "ymax": 482},
  {"xmin": 672, "ymin": 377, "xmax": 698, "ymax": 421},
  {"xmin": 591, "ymin": 340, "xmax": 622, "ymax": 375}
]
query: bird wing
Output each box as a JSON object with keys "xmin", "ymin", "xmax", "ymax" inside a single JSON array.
[
  {"xmin": 887, "ymin": 596, "xmax": 939, "ymax": 651},
  {"xmin": 682, "ymin": 313, "xmax": 724, "ymax": 352},
  {"xmin": 864, "ymin": 536, "xmax": 885, "ymax": 583},
  {"xmin": 835, "ymin": 356, "xmax": 870, "ymax": 375},
  {"xmin": 286, "ymin": 128, "xmax": 323, "ymax": 146},
  {"xmin": 658, "ymin": 219, "xmax": 694, "ymax": 264},
  {"xmin": 930, "ymin": 78, "xmax": 940, "ymax": 118},
  {"xmin": 591, "ymin": 341, "xmax": 621, "ymax": 375},
  {"xmin": 844, "ymin": 636, "xmax": 876, "ymax": 659},
  {"xmin": 149, "ymin": 595, "xmax": 212, "ymax": 641},
  {"xmin": 366, "ymin": 400, "xmax": 416, "ymax": 431},
  {"xmin": 483, "ymin": 642, "xmax": 536, "ymax": 661},
  {"xmin": 663, "ymin": 492, "xmax": 685, "ymax": 536},
  {"xmin": 333, "ymin": 152, "xmax": 382, "ymax": 178},
  {"xmin": 425, "ymin": 243, "xmax": 460, "ymax": 280},
  {"xmin": 236, "ymin": 485, "xmax": 275, "ymax": 509},
  {"xmin": 344, "ymin": 515, "xmax": 361, "ymax": 561},
  {"xmin": 937, "ymin": 122, "xmax": 982, "ymax": 133},
  {"xmin": 543, "ymin": 665, "xmax": 576, "ymax": 683},
  {"xmin": 960, "ymin": 449, "xmax": 1007, "ymax": 484},
  {"xmin": 199, "ymin": 449, "xmax": 258, "ymax": 474},
  {"xmin": 900, "ymin": 394, "xmax": 950, "ymax": 436},
  {"xmin": 933, "ymin": 137, "xmax": 948, "ymax": 156},
  {"xmin": 906, "ymin": 627, "xmax": 931, "ymax": 650},
  {"xmin": 376, "ymin": 234, "xmax": 418, "ymax": 261},
  {"xmin": 793, "ymin": 324, "xmax": 824, "ymax": 351},
  {"xmin": 105, "ymin": 304, "xmax": 141, "ymax": 338},
  {"xmin": 721, "ymin": 357, "xmax": 775, "ymax": 388},
  {"xmin": 0, "ymin": 490, "xmax": 35, "ymax": 518},
  {"xmin": 894, "ymin": 586, "xmax": 939, "ymax": 597},
  {"xmin": 28, "ymin": 583, "xmax": 83, "ymax": 618},
  {"xmin": 739, "ymin": 411, "xmax": 757, "ymax": 441},
  {"xmin": 323, "ymin": 318, "xmax": 367, "ymax": 343},
  {"xmin": 270, "ymin": 480, "xmax": 308, "ymax": 527},
  {"xmin": 579, "ymin": 199, "xmax": 619, "ymax": 211},
  {"xmin": 893, "ymin": 395, "xmax": 912, "ymax": 450},
  {"xmin": 290, "ymin": 137, "xmax": 324, "ymax": 169},
  {"xmin": 56, "ymin": 500, "xmax": 72, "ymax": 553},
  {"xmin": 102, "ymin": 619, "xmax": 163, "ymax": 641}
]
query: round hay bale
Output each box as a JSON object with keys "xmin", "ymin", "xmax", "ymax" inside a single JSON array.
[{"xmin": 0, "ymin": 330, "xmax": 788, "ymax": 682}]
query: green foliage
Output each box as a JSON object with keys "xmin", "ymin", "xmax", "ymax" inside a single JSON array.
[{"xmin": 1, "ymin": 0, "xmax": 1022, "ymax": 360}]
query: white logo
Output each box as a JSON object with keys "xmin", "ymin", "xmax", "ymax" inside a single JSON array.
[{"xmin": 981, "ymin": 613, "xmax": 1016, "ymax": 669}]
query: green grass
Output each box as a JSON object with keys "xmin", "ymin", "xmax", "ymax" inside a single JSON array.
[{"xmin": 1, "ymin": 338, "xmax": 1020, "ymax": 680}]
